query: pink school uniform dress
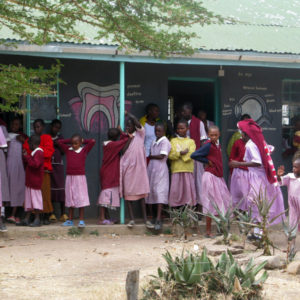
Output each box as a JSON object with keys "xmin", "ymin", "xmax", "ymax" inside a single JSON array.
[
  {"xmin": 0, "ymin": 127, "xmax": 6, "ymax": 208},
  {"xmin": 98, "ymin": 134, "xmax": 129, "ymax": 208},
  {"xmin": 57, "ymin": 139, "xmax": 95, "ymax": 208},
  {"xmin": 229, "ymin": 138, "xmax": 250, "ymax": 210},
  {"xmin": 191, "ymin": 140, "xmax": 231, "ymax": 214},
  {"xmin": 7, "ymin": 132, "xmax": 26, "ymax": 208},
  {"xmin": 146, "ymin": 136, "xmax": 171, "ymax": 205},
  {"xmin": 24, "ymin": 148, "xmax": 44, "ymax": 211},
  {"xmin": 120, "ymin": 127, "xmax": 150, "ymax": 200},
  {"xmin": 280, "ymin": 173, "xmax": 300, "ymax": 228},
  {"xmin": 244, "ymin": 139, "xmax": 284, "ymax": 223}
]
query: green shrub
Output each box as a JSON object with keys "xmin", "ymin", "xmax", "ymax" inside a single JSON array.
[{"xmin": 143, "ymin": 248, "xmax": 268, "ymax": 300}]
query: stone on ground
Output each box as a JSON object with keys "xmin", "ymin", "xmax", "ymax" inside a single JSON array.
[{"xmin": 287, "ymin": 261, "xmax": 300, "ymax": 275}]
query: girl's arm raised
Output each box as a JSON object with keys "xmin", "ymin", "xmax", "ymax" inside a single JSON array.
[
  {"xmin": 126, "ymin": 111, "xmax": 142, "ymax": 129},
  {"xmin": 120, "ymin": 134, "xmax": 133, "ymax": 155},
  {"xmin": 83, "ymin": 139, "xmax": 96, "ymax": 153},
  {"xmin": 191, "ymin": 142, "xmax": 210, "ymax": 164},
  {"xmin": 56, "ymin": 139, "xmax": 71, "ymax": 153}
]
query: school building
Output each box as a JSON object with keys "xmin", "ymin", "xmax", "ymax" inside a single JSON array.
[{"xmin": 0, "ymin": 1, "xmax": 299, "ymax": 218}]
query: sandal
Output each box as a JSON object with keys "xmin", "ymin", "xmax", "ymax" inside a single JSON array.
[
  {"xmin": 78, "ymin": 220, "xmax": 86, "ymax": 228},
  {"xmin": 61, "ymin": 220, "xmax": 74, "ymax": 227},
  {"xmin": 7, "ymin": 216, "xmax": 16, "ymax": 224},
  {"xmin": 49, "ymin": 214, "xmax": 57, "ymax": 222},
  {"xmin": 98, "ymin": 219, "xmax": 113, "ymax": 225},
  {"xmin": 59, "ymin": 214, "xmax": 68, "ymax": 222}
]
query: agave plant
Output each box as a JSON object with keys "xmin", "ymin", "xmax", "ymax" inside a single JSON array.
[
  {"xmin": 204, "ymin": 201, "xmax": 236, "ymax": 244},
  {"xmin": 248, "ymin": 187, "xmax": 287, "ymax": 255},
  {"xmin": 282, "ymin": 218, "xmax": 298, "ymax": 264},
  {"xmin": 143, "ymin": 248, "xmax": 268, "ymax": 300},
  {"xmin": 236, "ymin": 207, "xmax": 254, "ymax": 248},
  {"xmin": 168, "ymin": 205, "xmax": 198, "ymax": 240}
]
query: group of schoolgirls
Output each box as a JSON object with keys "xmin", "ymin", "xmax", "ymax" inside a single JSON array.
[
  {"xmin": 228, "ymin": 116, "xmax": 300, "ymax": 239},
  {"xmin": 101, "ymin": 102, "xmax": 298, "ymax": 239},
  {"xmin": 99, "ymin": 104, "xmax": 227, "ymax": 233},
  {"xmin": 0, "ymin": 118, "xmax": 95, "ymax": 230}
]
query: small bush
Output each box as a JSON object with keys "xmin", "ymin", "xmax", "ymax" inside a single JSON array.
[
  {"xmin": 89, "ymin": 230, "xmax": 99, "ymax": 236},
  {"xmin": 143, "ymin": 248, "xmax": 268, "ymax": 300},
  {"xmin": 68, "ymin": 227, "xmax": 82, "ymax": 237},
  {"xmin": 168, "ymin": 205, "xmax": 198, "ymax": 240}
]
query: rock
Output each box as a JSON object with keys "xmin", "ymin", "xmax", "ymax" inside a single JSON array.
[
  {"xmin": 287, "ymin": 261, "xmax": 300, "ymax": 275},
  {"xmin": 255, "ymin": 255, "xmax": 286, "ymax": 270},
  {"xmin": 206, "ymin": 245, "xmax": 243, "ymax": 256}
]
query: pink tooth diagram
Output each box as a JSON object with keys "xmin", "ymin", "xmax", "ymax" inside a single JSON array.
[{"xmin": 68, "ymin": 82, "xmax": 132, "ymax": 133}]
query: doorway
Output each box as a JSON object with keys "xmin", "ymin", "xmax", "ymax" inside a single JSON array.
[{"xmin": 168, "ymin": 77, "xmax": 220, "ymax": 126}]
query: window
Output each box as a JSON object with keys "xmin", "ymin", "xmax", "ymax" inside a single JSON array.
[{"xmin": 281, "ymin": 79, "xmax": 300, "ymax": 151}]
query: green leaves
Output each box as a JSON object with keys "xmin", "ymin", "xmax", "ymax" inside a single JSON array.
[
  {"xmin": 0, "ymin": 0, "xmax": 224, "ymax": 57},
  {"xmin": 145, "ymin": 248, "xmax": 268, "ymax": 299},
  {"xmin": 0, "ymin": 60, "xmax": 63, "ymax": 112}
]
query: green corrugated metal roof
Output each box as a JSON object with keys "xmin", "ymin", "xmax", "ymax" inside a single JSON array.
[{"xmin": 1, "ymin": 0, "xmax": 300, "ymax": 54}]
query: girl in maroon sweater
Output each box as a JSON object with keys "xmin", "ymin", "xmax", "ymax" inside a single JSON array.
[
  {"xmin": 98, "ymin": 128, "xmax": 132, "ymax": 225},
  {"xmin": 191, "ymin": 126, "xmax": 231, "ymax": 237},
  {"xmin": 18, "ymin": 135, "xmax": 45, "ymax": 227},
  {"xmin": 58, "ymin": 134, "xmax": 95, "ymax": 228}
]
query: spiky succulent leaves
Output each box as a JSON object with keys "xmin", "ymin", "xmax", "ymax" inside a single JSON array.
[{"xmin": 282, "ymin": 218, "xmax": 298, "ymax": 241}]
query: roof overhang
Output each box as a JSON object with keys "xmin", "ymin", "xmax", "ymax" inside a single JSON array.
[{"xmin": 1, "ymin": 43, "xmax": 300, "ymax": 69}]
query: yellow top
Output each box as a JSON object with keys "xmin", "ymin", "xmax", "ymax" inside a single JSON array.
[{"xmin": 169, "ymin": 137, "xmax": 196, "ymax": 174}]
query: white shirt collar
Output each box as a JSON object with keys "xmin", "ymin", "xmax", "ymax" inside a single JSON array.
[
  {"xmin": 103, "ymin": 140, "xmax": 111, "ymax": 146},
  {"xmin": 31, "ymin": 147, "xmax": 43, "ymax": 156},
  {"xmin": 52, "ymin": 135, "xmax": 59, "ymax": 141},
  {"xmin": 153, "ymin": 136, "xmax": 167, "ymax": 145},
  {"xmin": 287, "ymin": 173, "xmax": 300, "ymax": 181},
  {"xmin": 69, "ymin": 146, "xmax": 83, "ymax": 153}
]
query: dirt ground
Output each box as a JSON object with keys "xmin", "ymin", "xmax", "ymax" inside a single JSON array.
[{"xmin": 1, "ymin": 231, "xmax": 300, "ymax": 300}]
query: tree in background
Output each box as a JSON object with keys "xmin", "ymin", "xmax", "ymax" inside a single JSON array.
[{"xmin": 0, "ymin": 0, "xmax": 222, "ymax": 111}]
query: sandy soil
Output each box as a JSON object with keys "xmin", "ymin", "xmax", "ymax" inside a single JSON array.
[{"xmin": 1, "ymin": 231, "xmax": 300, "ymax": 300}]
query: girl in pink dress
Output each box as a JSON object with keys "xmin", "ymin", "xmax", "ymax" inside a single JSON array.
[
  {"xmin": 229, "ymin": 137, "xmax": 249, "ymax": 211},
  {"xmin": 58, "ymin": 135, "xmax": 95, "ymax": 228},
  {"xmin": 191, "ymin": 126, "xmax": 231, "ymax": 237},
  {"xmin": 146, "ymin": 123, "xmax": 171, "ymax": 230},
  {"xmin": 229, "ymin": 119, "xmax": 285, "ymax": 229},
  {"xmin": 277, "ymin": 160, "xmax": 300, "ymax": 230},
  {"xmin": 168, "ymin": 120, "xmax": 196, "ymax": 207},
  {"xmin": 0, "ymin": 126, "xmax": 6, "ymax": 232},
  {"xmin": 19, "ymin": 135, "xmax": 44, "ymax": 227},
  {"xmin": 120, "ymin": 112, "xmax": 153, "ymax": 229}
]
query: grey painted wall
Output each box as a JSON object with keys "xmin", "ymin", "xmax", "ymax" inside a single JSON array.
[{"xmin": 1, "ymin": 54, "xmax": 299, "ymax": 217}]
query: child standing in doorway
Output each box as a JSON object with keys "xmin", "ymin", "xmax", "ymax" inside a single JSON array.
[
  {"xmin": 277, "ymin": 160, "xmax": 300, "ymax": 231},
  {"xmin": 168, "ymin": 119, "xmax": 196, "ymax": 207},
  {"xmin": 120, "ymin": 112, "xmax": 153, "ymax": 229},
  {"xmin": 58, "ymin": 134, "xmax": 95, "ymax": 227},
  {"xmin": 98, "ymin": 127, "xmax": 132, "ymax": 225},
  {"xmin": 18, "ymin": 135, "xmax": 44, "ymax": 227},
  {"xmin": 146, "ymin": 123, "xmax": 171, "ymax": 230},
  {"xmin": 191, "ymin": 126, "xmax": 231, "ymax": 237}
]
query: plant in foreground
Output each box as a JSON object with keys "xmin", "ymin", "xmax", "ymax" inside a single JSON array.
[
  {"xmin": 143, "ymin": 248, "xmax": 268, "ymax": 300},
  {"xmin": 245, "ymin": 187, "xmax": 286, "ymax": 256},
  {"xmin": 204, "ymin": 200, "xmax": 236, "ymax": 245},
  {"xmin": 282, "ymin": 218, "xmax": 298, "ymax": 264},
  {"xmin": 68, "ymin": 227, "xmax": 82, "ymax": 237},
  {"xmin": 236, "ymin": 207, "xmax": 255, "ymax": 248},
  {"xmin": 168, "ymin": 205, "xmax": 198, "ymax": 240}
]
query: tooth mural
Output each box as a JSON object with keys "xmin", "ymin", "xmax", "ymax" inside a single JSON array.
[{"xmin": 68, "ymin": 82, "xmax": 132, "ymax": 133}]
